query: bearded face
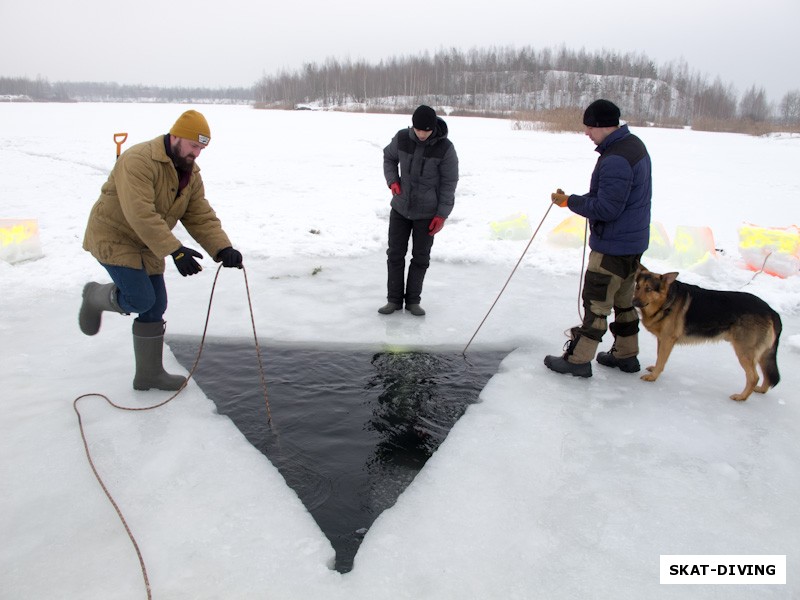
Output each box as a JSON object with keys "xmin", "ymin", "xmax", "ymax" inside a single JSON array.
[{"xmin": 170, "ymin": 136, "xmax": 205, "ymax": 171}]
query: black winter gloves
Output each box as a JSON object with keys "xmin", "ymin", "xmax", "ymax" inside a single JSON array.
[
  {"xmin": 217, "ymin": 247, "xmax": 243, "ymax": 268},
  {"xmin": 171, "ymin": 246, "xmax": 203, "ymax": 276},
  {"xmin": 171, "ymin": 245, "xmax": 243, "ymax": 275}
]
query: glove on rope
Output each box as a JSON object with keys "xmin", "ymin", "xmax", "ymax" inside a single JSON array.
[
  {"xmin": 171, "ymin": 246, "xmax": 203, "ymax": 276},
  {"xmin": 217, "ymin": 246, "xmax": 243, "ymax": 268},
  {"xmin": 551, "ymin": 188, "xmax": 569, "ymax": 207}
]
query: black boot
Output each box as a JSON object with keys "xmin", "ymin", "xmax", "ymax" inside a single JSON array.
[
  {"xmin": 378, "ymin": 302, "xmax": 402, "ymax": 314},
  {"xmin": 405, "ymin": 303, "xmax": 426, "ymax": 316},
  {"xmin": 596, "ymin": 350, "xmax": 641, "ymax": 373},
  {"xmin": 544, "ymin": 354, "xmax": 592, "ymax": 378},
  {"xmin": 597, "ymin": 335, "xmax": 641, "ymax": 372},
  {"xmin": 544, "ymin": 334, "xmax": 596, "ymax": 378},
  {"xmin": 132, "ymin": 320, "xmax": 186, "ymax": 391}
]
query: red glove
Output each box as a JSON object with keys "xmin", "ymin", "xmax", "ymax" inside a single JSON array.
[
  {"xmin": 429, "ymin": 216, "xmax": 446, "ymax": 236},
  {"xmin": 551, "ymin": 188, "xmax": 569, "ymax": 207},
  {"xmin": 389, "ymin": 182, "xmax": 402, "ymax": 196}
]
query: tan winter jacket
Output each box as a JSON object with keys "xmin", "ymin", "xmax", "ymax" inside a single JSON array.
[{"xmin": 83, "ymin": 135, "xmax": 232, "ymax": 274}]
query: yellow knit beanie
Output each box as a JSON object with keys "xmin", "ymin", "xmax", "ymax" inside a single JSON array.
[{"xmin": 169, "ymin": 110, "xmax": 211, "ymax": 145}]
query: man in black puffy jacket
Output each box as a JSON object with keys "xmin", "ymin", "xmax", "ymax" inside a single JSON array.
[
  {"xmin": 380, "ymin": 105, "xmax": 459, "ymax": 316},
  {"xmin": 545, "ymin": 99, "xmax": 652, "ymax": 378}
]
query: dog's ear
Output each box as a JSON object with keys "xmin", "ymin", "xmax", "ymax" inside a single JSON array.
[
  {"xmin": 662, "ymin": 272, "xmax": 679, "ymax": 286},
  {"xmin": 636, "ymin": 263, "xmax": 648, "ymax": 275}
]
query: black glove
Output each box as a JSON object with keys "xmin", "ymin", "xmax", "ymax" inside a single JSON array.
[
  {"xmin": 171, "ymin": 246, "xmax": 203, "ymax": 276},
  {"xmin": 217, "ymin": 246, "xmax": 243, "ymax": 268}
]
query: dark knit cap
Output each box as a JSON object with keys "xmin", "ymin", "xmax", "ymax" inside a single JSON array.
[
  {"xmin": 583, "ymin": 99, "xmax": 621, "ymax": 127},
  {"xmin": 412, "ymin": 105, "xmax": 437, "ymax": 131}
]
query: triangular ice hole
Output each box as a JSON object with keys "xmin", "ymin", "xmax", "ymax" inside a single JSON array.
[{"xmin": 168, "ymin": 338, "xmax": 507, "ymax": 573}]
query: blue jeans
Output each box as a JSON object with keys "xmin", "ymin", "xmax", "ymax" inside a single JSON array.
[{"xmin": 101, "ymin": 263, "xmax": 168, "ymax": 323}]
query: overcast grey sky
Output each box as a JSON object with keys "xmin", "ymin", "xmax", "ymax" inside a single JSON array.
[{"xmin": 2, "ymin": 0, "xmax": 798, "ymax": 102}]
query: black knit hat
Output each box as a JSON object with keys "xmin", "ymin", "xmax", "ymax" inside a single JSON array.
[
  {"xmin": 583, "ymin": 99, "xmax": 621, "ymax": 127},
  {"xmin": 412, "ymin": 105, "xmax": 437, "ymax": 131}
]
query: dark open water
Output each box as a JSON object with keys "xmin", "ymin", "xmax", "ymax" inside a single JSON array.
[{"xmin": 168, "ymin": 339, "xmax": 508, "ymax": 572}]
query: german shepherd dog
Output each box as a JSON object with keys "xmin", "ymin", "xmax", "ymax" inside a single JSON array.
[{"xmin": 632, "ymin": 265, "xmax": 782, "ymax": 401}]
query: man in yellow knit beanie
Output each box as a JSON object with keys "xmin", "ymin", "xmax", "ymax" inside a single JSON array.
[
  {"xmin": 80, "ymin": 109, "xmax": 244, "ymax": 391},
  {"xmin": 169, "ymin": 109, "xmax": 211, "ymax": 146}
]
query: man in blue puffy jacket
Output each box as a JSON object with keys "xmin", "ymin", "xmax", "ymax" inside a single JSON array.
[
  {"xmin": 545, "ymin": 99, "xmax": 652, "ymax": 377},
  {"xmin": 380, "ymin": 105, "xmax": 459, "ymax": 316}
]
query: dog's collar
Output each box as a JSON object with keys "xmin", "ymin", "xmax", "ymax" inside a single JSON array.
[{"xmin": 652, "ymin": 296, "xmax": 676, "ymax": 322}]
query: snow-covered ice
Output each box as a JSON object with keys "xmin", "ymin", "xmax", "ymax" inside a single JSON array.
[{"xmin": 1, "ymin": 103, "xmax": 799, "ymax": 599}]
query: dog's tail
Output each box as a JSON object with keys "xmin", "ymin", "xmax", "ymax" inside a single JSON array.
[{"xmin": 762, "ymin": 310, "xmax": 782, "ymax": 388}]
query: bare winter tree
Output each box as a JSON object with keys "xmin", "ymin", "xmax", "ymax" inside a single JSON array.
[
  {"xmin": 778, "ymin": 90, "xmax": 800, "ymax": 124},
  {"xmin": 692, "ymin": 77, "xmax": 737, "ymax": 120},
  {"xmin": 739, "ymin": 85, "xmax": 770, "ymax": 121}
]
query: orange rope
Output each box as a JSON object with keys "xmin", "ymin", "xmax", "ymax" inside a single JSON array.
[
  {"xmin": 73, "ymin": 264, "xmax": 270, "ymax": 599},
  {"xmin": 462, "ymin": 203, "xmax": 554, "ymax": 355}
]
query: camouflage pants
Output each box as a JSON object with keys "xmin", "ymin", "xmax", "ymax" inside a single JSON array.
[{"xmin": 573, "ymin": 250, "xmax": 641, "ymax": 356}]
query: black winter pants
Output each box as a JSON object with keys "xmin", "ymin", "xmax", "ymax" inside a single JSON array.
[{"xmin": 386, "ymin": 208, "xmax": 435, "ymax": 305}]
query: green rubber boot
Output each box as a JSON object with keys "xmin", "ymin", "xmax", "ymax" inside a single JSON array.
[
  {"xmin": 79, "ymin": 282, "xmax": 127, "ymax": 335},
  {"xmin": 132, "ymin": 320, "xmax": 186, "ymax": 391}
]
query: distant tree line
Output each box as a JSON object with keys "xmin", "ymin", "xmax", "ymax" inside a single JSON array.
[
  {"xmin": 0, "ymin": 76, "xmax": 254, "ymax": 104},
  {"xmin": 254, "ymin": 46, "xmax": 800, "ymax": 126},
  {"xmin": 4, "ymin": 46, "xmax": 799, "ymax": 128}
]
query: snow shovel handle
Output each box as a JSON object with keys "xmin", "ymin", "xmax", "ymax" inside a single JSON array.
[{"xmin": 114, "ymin": 132, "xmax": 128, "ymax": 160}]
